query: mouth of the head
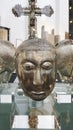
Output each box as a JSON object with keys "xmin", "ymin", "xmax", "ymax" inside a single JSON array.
[
  {"xmin": 31, "ymin": 91, "xmax": 45, "ymax": 95},
  {"xmin": 27, "ymin": 91, "xmax": 46, "ymax": 101},
  {"xmin": 22, "ymin": 83, "xmax": 54, "ymax": 101}
]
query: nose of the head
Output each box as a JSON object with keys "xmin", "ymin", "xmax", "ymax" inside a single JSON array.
[{"xmin": 33, "ymin": 68, "xmax": 43, "ymax": 85}]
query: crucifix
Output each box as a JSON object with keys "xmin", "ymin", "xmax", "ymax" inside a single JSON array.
[{"xmin": 12, "ymin": 0, "xmax": 54, "ymax": 39}]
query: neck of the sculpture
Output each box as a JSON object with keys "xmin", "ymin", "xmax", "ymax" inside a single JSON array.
[{"xmin": 29, "ymin": 30, "xmax": 37, "ymax": 39}]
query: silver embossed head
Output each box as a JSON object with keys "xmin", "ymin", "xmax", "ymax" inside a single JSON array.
[
  {"xmin": 56, "ymin": 39, "xmax": 73, "ymax": 83},
  {"xmin": 15, "ymin": 38, "xmax": 56, "ymax": 101},
  {"xmin": 0, "ymin": 40, "xmax": 16, "ymax": 83}
]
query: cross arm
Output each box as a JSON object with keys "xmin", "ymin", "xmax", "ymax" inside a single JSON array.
[
  {"xmin": 12, "ymin": 4, "xmax": 30, "ymax": 17},
  {"xmin": 41, "ymin": 5, "xmax": 54, "ymax": 17},
  {"xmin": 12, "ymin": 4, "xmax": 54, "ymax": 17},
  {"xmin": 34, "ymin": 5, "xmax": 54, "ymax": 17}
]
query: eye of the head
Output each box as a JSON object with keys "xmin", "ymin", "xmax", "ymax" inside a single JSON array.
[
  {"xmin": 22, "ymin": 62, "xmax": 35, "ymax": 71},
  {"xmin": 41, "ymin": 61, "xmax": 52, "ymax": 70}
]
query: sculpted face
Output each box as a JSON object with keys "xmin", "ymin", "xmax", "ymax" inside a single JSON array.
[
  {"xmin": 0, "ymin": 40, "xmax": 15, "ymax": 83},
  {"xmin": 15, "ymin": 38, "xmax": 56, "ymax": 101}
]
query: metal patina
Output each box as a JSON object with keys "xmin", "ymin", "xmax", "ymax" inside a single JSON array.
[
  {"xmin": 56, "ymin": 39, "xmax": 73, "ymax": 83},
  {"xmin": 15, "ymin": 38, "xmax": 56, "ymax": 101},
  {"xmin": 0, "ymin": 40, "xmax": 15, "ymax": 83}
]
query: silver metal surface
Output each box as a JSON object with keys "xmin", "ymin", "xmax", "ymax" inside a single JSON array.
[
  {"xmin": 56, "ymin": 39, "xmax": 73, "ymax": 84},
  {"xmin": 15, "ymin": 38, "xmax": 56, "ymax": 101},
  {"xmin": 0, "ymin": 40, "xmax": 16, "ymax": 83}
]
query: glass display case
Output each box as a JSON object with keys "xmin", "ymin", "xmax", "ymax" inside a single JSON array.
[
  {"xmin": 53, "ymin": 83, "xmax": 73, "ymax": 130},
  {"xmin": 12, "ymin": 92, "xmax": 56, "ymax": 130},
  {"xmin": 12, "ymin": 82, "xmax": 73, "ymax": 130},
  {"xmin": 0, "ymin": 83, "xmax": 18, "ymax": 130},
  {"xmin": 0, "ymin": 82, "xmax": 73, "ymax": 130}
]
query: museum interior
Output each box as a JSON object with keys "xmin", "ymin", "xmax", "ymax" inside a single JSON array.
[{"xmin": 0, "ymin": 0, "xmax": 73, "ymax": 130}]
